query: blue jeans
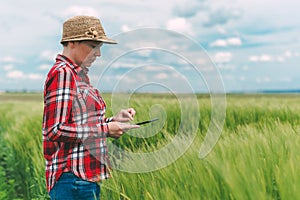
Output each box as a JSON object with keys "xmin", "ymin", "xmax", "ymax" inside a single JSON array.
[{"xmin": 49, "ymin": 172, "xmax": 100, "ymax": 200}]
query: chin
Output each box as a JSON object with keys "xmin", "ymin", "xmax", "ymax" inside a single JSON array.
[{"xmin": 82, "ymin": 63, "xmax": 92, "ymax": 68}]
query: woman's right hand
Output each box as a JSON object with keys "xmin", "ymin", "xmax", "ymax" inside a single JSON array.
[{"xmin": 107, "ymin": 122, "xmax": 140, "ymax": 139}]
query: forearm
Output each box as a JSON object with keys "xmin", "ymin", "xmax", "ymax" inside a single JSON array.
[{"xmin": 43, "ymin": 122, "xmax": 109, "ymax": 142}]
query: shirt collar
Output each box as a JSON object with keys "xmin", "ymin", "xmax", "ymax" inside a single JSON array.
[
  {"xmin": 55, "ymin": 54, "xmax": 91, "ymax": 84},
  {"xmin": 56, "ymin": 54, "xmax": 89, "ymax": 75}
]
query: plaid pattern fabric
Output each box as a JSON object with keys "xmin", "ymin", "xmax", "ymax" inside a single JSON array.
[{"xmin": 43, "ymin": 54, "xmax": 111, "ymax": 192}]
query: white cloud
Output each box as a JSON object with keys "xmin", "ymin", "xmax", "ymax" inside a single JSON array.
[
  {"xmin": 0, "ymin": 56, "xmax": 23, "ymax": 63},
  {"xmin": 136, "ymin": 49, "xmax": 152, "ymax": 57},
  {"xmin": 38, "ymin": 64, "xmax": 51, "ymax": 70},
  {"xmin": 204, "ymin": 8, "xmax": 242, "ymax": 27},
  {"xmin": 283, "ymin": 50, "xmax": 300, "ymax": 58},
  {"xmin": 210, "ymin": 40, "xmax": 227, "ymax": 47},
  {"xmin": 239, "ymin": 76, "xmax": 246, "ymax": 81},
  {"xmin": 249, "ymin": 50, "xmax": 300, "ymax": 63},
  {"xmin": 256, "ymin": 77, "xmax": 271, "ymax": 83},
  {"xmin": 249, "ymin": 56, "xmax": 259, "ymax": 62},
  {"xmin": 155, "ymin": 73, "xmax": 168, "ymax": 80},
  {"xmin": 213, "ymin": 52, "xmax": 232, "ymax": 63},
  {"xmin": 144, "ymin": 65, "xmax": 168, "ymax": 72},
  {"xmin": 0, "ymin": 0, "xmax": 300, "ymax": 92},
  {"xmin": 284, "ymin": 51, "xmax": 292, "ymax": 58},
  {"xmin": 210, "ymin": 37, "xmax": 242, "ymax": 47},
  {"xmin": 217, "ymin": 64, "xmax": 236, "ymax": 70},
  {"xmin": 109, "ymin": 62, "xmax": 136, "ymax": 69},
  {"xmin": 227, "ymin": 38, "xmax": 242, "ymax": 46},
  {"xmin": 223, "ymin": 75, "xmax": 235, "ymax": 81},
  {"xmin": 260, "ymin": 55, "xmax": 272, "ymax": 62},
  {"xmin": 1, "ymin": 56, "xmax": 16, "ymax": 63},
  {"xmin": 166, "ymin": 17, "xmax": 194, "ymax": 36},
  {"xmin": 216, "ymin": 26, "xmax": 227, "ymax": 34},
  {"xmin": 119, "ymin": 76, "xmax": 137, "ymax": 84},
  {"xmin": 121, "ymin": 24, "xmax": 131, "ymax": 32},
  {"xmin": 60, "ymin": 6, "xmax": 98, "ymax": 19},
  {"xmin": 7, "ymin": 70, "xmax": 24, "ymax": 79},
  {"xmin": 276, "ymin": 56, "xmax": 285, "ymax": 62},
  {"xmin": 40, "ymin": 50, "xmax": 57, "ymax": 62},
  {"xmin": 249, "ymin": 55, "xmax": 273, "ymax": 62},
  {"xmin": 279, "ymin": 77, "xmax": 292, "ymax": 82},
  {"xmin": 6, "ymin": 70, "xmax": 44, "ymax": 80},
  {"xmin": 172, "ymin": 0, "xmax": 206, "ymax": 18},
  {"xmin": 3, "ymin": 64, "xmax": 14, "ymax": 71},
  {"xmin": 28, "ymin": 73, "xmax": 44, "ymax": 80}
]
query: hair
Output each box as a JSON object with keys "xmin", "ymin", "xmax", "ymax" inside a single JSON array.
[
  {"xmin": 61, "ymin": 41, "xmax": 84, "ymax": 47},
  {"xmin": 61, "ymin": 42, "xmax": 68, "ymax": 47}
]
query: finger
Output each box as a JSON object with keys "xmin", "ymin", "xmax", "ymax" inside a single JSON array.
[
  {"xmin": 124, "ymin": 112, "xmax": 133, "ymax": 121},
  {"xmin": 116, "ymin": 112, "xmax": 133, "ymax": 122},
  {"xmin": 127, "ymin": 108, "xmax": 136, "ymax": 117},
  {"xmin": 122, "ymin": 124, "xmax": 140, "ymax": 130},
  {"xmin": 128, "ymin": 124, "xmax": 140, "ymax": 129}
]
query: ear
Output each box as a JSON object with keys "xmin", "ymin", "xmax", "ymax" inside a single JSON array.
[{"xmin": 68, "ymin": 41, "xmax": 79, "ymax": 49}]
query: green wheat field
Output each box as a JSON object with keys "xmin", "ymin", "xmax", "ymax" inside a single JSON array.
[{"xmin": 0, "ymin": 92, "xmax": 299, "ymax": 200}]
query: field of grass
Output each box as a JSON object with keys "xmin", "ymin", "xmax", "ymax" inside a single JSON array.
[{"xmin": 0, "ymin": 92, "xmax": 299, "ymax": 199}]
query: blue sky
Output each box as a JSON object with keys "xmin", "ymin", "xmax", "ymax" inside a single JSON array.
[{"xmin": 0, "ymin": 0, "xmax": 299, "ymax": 93}]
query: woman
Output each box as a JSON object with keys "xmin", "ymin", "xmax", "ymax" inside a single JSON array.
[{"xmin": 42, "ymin": 15, "xmax": 139, "ymax": 199}]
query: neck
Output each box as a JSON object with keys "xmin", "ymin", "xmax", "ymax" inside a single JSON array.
[{"xmin": 62, "ymin": 48, "xmax": 79, "ymax": 66}]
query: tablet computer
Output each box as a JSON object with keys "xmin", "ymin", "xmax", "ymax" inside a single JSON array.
[{"xmin": 135, "ymin": 118, "xmax": 159, "ymax": 125}]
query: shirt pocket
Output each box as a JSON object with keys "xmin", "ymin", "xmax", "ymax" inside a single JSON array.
[{"xmin": 76, "ymin": 82, "xmax": 106, "ymax": 123}]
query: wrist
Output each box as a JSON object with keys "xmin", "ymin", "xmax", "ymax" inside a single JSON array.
[{"xmin": 107, "ymin": 117, "xmax": 114, "ymax": 123}]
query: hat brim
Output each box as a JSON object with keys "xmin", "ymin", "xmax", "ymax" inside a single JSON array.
[
  {"xmin": 61, "ymin": 37, "xmax": 117, "ymax": 44},
  {"xmin": 98, "ymin": 38, "xmax": 118, "ymax": 44}
]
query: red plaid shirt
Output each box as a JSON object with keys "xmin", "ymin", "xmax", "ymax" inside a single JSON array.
[{"xmin": 43, "ymin": 54, "xmax": 111, "ymax": 192}]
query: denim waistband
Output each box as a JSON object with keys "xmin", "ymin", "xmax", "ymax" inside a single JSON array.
[{"xmin": 61, "ymin": 172, "xmax": 76, "ymax": 178}]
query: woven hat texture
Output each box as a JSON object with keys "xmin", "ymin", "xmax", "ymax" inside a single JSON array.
[{"xmin": 61, "ymin": 16, "xmax": 117, "ymax": 44}]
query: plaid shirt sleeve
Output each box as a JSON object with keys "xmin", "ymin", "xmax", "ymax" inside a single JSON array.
[{"xmin": 43, "ymin": 65, "xmax": 108, "ymax": 142}]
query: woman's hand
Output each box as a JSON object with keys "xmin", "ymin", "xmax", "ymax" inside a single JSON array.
[
  {"xmin": 107, "ymin": 122, "xmax": 140, "ymax": 139},
  {"xmin": 112, "ymin": 108, "xmax": 136, "ymax": 122}
]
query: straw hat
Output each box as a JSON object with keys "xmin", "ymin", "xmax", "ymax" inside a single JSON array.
[{"xmin": 61, "ymin": 15, "xmax": 117, "ymax": 44}]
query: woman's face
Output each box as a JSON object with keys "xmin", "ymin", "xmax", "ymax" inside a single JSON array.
[{"xmin": 73, "ymin": 41, "xmax": 103, "ymax": 68}]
